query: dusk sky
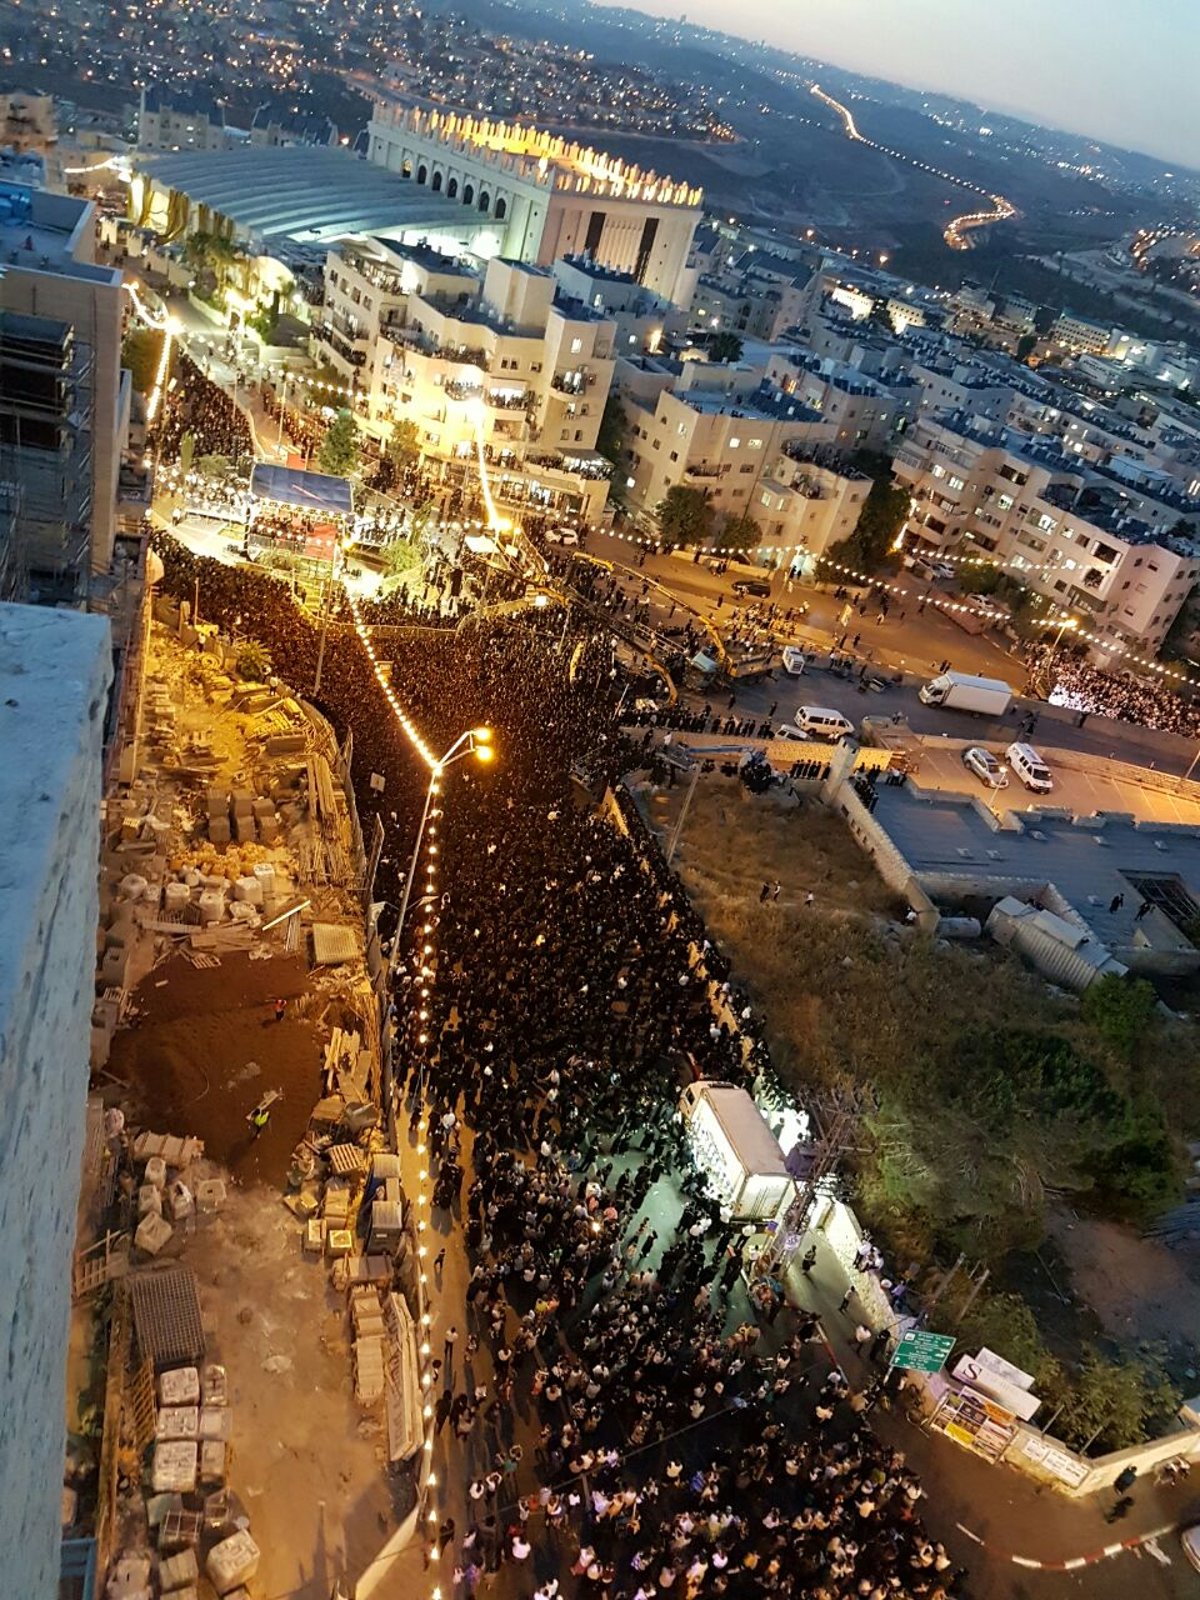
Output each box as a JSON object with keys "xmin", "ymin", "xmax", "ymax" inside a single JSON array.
[{"xmin": 593, "ymin": 0, "xmax": 1199, "ymax": 170}]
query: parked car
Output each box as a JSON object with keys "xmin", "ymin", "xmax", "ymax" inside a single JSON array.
[
  {"xmin": 961, "ymin": 746, "xmax": 1008, "ymax": 788},
  {"xmin": 794, "ymin": 705, "xmax": 856, "ymax": 742},
  {"xmin": 545, "ymin": 525, "xmax": 580, "ymax": 546},
  {"xmin": 774, "ymin": 724, "xmax": 811, "ymax": 743},
  {"xmin": 1006, "ymin": 741, "xmax": 1054, "ymax": 793},
  {"xmin": 732, "ymin": 576, "xmax": 771, "ymax": 599}
]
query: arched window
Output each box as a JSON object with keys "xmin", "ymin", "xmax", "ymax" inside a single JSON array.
[
  {"xmin": 478, "ymin": 191, "xmax": 490, "ymax": 213},
  {"xmin": 416, "ymin": 164, "xmax": 427, "ymax": 185},
  {"xmin": 431, "ymin": 170, "xmax": 443, "ymax": 192},
  {"xmin": 401, "ymin": 159, "xmax": 412, "ymax": 179},
  {"xmin": 495, "ymin": 197, "xmax": 507, "ymax": 221},
  {"xmin": 463, "ymin": 184, "xmax": 475, "ymax": 206},
  {"xmin": 447, "ymin": 178, "xmax": 459, "ymax": 199}
]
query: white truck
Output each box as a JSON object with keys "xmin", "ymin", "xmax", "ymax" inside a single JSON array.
[
  {"xmin": 678, "ymin": 1081, "xmax": 795, "ymax": 1221},
  {"xmin": 918, "ymin": 671, "xmax": 1012, "ymax": 717}
]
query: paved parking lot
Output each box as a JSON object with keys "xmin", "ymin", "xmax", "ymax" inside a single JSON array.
[{"xmin": 914, "ymin": 740, "xmax": 1200, "ymax": 827}]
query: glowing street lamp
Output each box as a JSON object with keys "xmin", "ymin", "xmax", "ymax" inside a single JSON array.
[{"xmin": 388, "ymin": 726, "xmax": 495, "ymax": 986}]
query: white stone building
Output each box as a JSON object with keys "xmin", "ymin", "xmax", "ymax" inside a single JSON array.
[
  {"xmin": 365, "ymin": 99, "xmax": 702, "ymax": 305},
  {"xmin": 314, "ymin": 247, "xmax": 619, "ymax": 525}
]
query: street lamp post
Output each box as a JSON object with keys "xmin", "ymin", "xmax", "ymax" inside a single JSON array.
[
  {"xmin": 384, "ymin": 727, "xmax": 493, "ymax": 1134},
  {"xmin": 388, "ymin": 726, "xmax": 494, "ymax": 983}
]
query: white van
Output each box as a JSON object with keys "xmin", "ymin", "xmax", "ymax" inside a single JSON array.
[
  {"xmin": 794, "ymin": 705, "xmax": 855, "ymax": 742},
  {"xmin": 782, "ymin": 646, "xmax": 809, "ymax": 676},
  {"xmin": 1005, "ymin": 741, "xmax": 1054, "ymax": 793}
]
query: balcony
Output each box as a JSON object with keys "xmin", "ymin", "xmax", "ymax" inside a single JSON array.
[
  {"xmin": 685, "ymin": 463, "xmax": 729, "ymax": 480},
  {"xmin": 551, "ymin": 369, "xmax": 593, "ymax": 395}
]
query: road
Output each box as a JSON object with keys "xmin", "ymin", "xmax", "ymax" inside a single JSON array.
[{"xmin": 588, "ymin": 529, "xmax": 1200, "ymax": 781}]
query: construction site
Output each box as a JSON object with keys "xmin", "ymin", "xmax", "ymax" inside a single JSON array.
[{"xmin": 67, "ymin": 609, "xmax": 425, "ymax": 1600}]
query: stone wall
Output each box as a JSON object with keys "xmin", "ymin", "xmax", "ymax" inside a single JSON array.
[{"xmin": 0, "ymin": 604, "xmax": 112, "ymax": 1600}]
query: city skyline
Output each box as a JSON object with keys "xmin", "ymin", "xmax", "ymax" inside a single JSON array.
[{"xmin": 594, "ymin": 0, "xmax": 1200, "ymax": 170}]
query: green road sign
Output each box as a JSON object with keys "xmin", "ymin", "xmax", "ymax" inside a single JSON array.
[{"xmin": 891, "ymin": 1330, "xmax": 955, "ymax": 1374}]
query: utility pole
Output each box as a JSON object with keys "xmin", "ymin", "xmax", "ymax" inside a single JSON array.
[
  {"xmin": 665, "ymin": 760, "xmax": 700, "ymax": 865},
  {"xmin": 759, "ymin": 1083, "xmax": 873, "ymax": 1274}
]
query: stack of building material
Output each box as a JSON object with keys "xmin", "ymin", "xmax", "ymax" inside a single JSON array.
[
  {"xmin": 351, "ymin": 1290, "xmax": 386, "ymax": 1405},
  {"xmin": 383, "ymin": 1291, "xmax": 424, "ymax": 1462}
]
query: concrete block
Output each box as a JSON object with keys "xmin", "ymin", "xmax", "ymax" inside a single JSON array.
[
  {"xmin": 199, "ymin": 1406, "xmax": 231, "ymax": 1441},
  {"xmin": 303, "ymin": 1218, "xmax": 326, "ymax": 1255},
  {"xmin": 251, "ymin": 797, "xmax": 275, "ymax": 819},
  {"xmin": 154, "ymin": 1406, "xmax": 199, "ymax": 1441},
  {"xmin": 151, "ymin": 1441, "xmax": 197, "ymax": 1494},
  {"xmin": 202, "ymin": 1365, "xmax": 228, "ymax": 1406},
  {"xmin": 195, "ymin": 1179, "xmax": 226, "ymax": 1213},
  {"xmin": 159, "ymin": 1367, "xmax": 200, "ymax": 1407},
  {"xmin": 326, "ymin": 1228, "xmax": 354, "ymax": 1257},
  {"xmin": 230, "ymin": 790, "xmax": 254, "ymax": 817},
  {"xmin": 146, "ymin": 1492, "xmax": 183, "ymax": 1528},
  {"xmin": 101, "ymin": 945, "xmax": 133, "ymax": 988},
  {"xmin": 134, "ymin": 1213, "xmax": 174, "ymax": 1256},
  {"xmin": 138, "ymin": 1184, "xmax": 163, "ymax": 1219},
  {"xmin": 199, "ymin": 1439, "xmax": 227, "ymax": 1484},
  {"xmin": 257, "ymin": 814, "xmax": 280, "ymax": 843},
  {"xmin": 207, "ymin": 817, "xmax": 231, "ymax": 845},
  {"xmin": 232, "ymin": 812, "xmax": 257, "ymax": 844},
  {"xmin": 144, "ymin": 1156, "xmax": 167, "ymax": 1189},
  {"xmin": 159, "ymin": 1548, "xmax": 199, "ymax": 1589},
  {"xmin": 207, "ymin": 1531, "xmax": 260, "ymax": 1595},
  {"xmin": 166, "ymin": 1181, "xmax": 194, "ymax": 1222}
]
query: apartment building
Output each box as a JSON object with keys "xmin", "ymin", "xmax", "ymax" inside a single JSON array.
[
  {"xmin": 313, "ymin": 250, "xmax": 619, "ymax": 524},
  {"xmin": 137, "ymin": 87, "xmax": 229, "ymax": 153},
  {"xmin": 690, "ymin": 255, "xmax": 815, "ymax": 343},
  {"xmin": 551, "ymin": 255, "xmax": 682, "ymax": 356},
  {"xmin": 754, "ymin": 446, "xmax": 872, "ymax": 562},
  {"xmin": 1051, "ymin": 311, "xmax": 1116, "ymax": 356},
  {"xmin": 0, "ymin": 182, "xmax": 131, "ymax": 601},
  {"xmin": 894, "ymin": 410, "xmax": 1200, "ymax": 654},
  {"xmin": 621, "ymin": 380, "xmax": 838, "ymax": 526},
  {"xmin": 764, "ymin": 350, "xmax": 917, "ymax": 453}
]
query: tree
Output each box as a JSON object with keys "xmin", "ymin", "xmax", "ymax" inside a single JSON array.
[
  {"xmin": 708, "ymin": 330, "xmax": 744, "ymax": 363},
  {"xmin": 597, "ymin": 395, "xmax": 630, "ymax": 471},
  {"xmin": 387, "ymin": 418, "xmax": 421, "ymax": 468},
  {"xmin": 721, "ymin": 511, "xmax": 760, "ymax": 554},
  {"xmin": 196, "ymin": 453, "xmax": 232, "ymax": 480},
  {"xmin": 1016, "ymin": 332, "xmax": 1037, "ymax": 363},
  {"xmin": 382, "ymin": 536, "xmax": 421, "ymax": 582},
  {"xmin": 1053, "ymin": 1345, "xmax": 1180, "ymax": 1455},
  {"xmin": 122, "ymin": 327, "xmax": 164, "ymax": 395},
  {"xmin": 235, "ymin": 639, "xmax": 272, "ymax": 681},
  {"xmin": 656, "ymin": 485, "xmax": 714, "ymax": 547},
  {"xmin": 830, "ymin": 471, "xmax": 908, "ymax": 574},
  {"xmin": 1081, "ymin": 973, "xmax": 1158, "ymax": 1061},
  {"xmin": 317, "ymin": 409, "xmax": 360, "ymax": 478}
]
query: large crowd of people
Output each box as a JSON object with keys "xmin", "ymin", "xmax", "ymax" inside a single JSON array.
[
  {"xmin": 151, "ymin": 535, "xmax": 961, "ymax": 1598},
  {"xmin": 1026, "ymin": 641, "xmax": 1200, "ymax": 738},
  {"xmin": 154, "ymin": 352, "xmax": 254, "ymax": 465}
]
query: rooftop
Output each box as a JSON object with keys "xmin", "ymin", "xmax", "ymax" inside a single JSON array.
[
  {"xmin": 869, "ymin": 784, "xmax": 1200, "ymax": 953},
  {"xmin": 135, "ymin": 148, "xmax": 491, "ymax": 245}
]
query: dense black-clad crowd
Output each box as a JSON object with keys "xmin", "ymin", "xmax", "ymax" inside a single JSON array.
[
  {"xmin": 154, "ymin": 353, "xmax": 254, "ymax": 464},
  {"xmin": 1027, "ymin": 641, "xmax": 1200, "ymax": 737},
  {"xmin": 151, "ymin": 536, "xmax": 960, "ymax": 1598}
]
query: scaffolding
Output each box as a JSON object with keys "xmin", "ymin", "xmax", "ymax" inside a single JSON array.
[{"xmin": 0, "ymin": 309, "xmax": 95, "ymax": 603}]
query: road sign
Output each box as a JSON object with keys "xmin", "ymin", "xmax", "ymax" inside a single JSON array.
[{"xmin": 891, "ymin": 1330, "xmax": 955, "ymax": 1374}]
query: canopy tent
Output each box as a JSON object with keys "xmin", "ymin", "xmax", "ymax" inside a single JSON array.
[{"xmin": 249, "ymin": 463, "xmax": 354, "ymax": 517}]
